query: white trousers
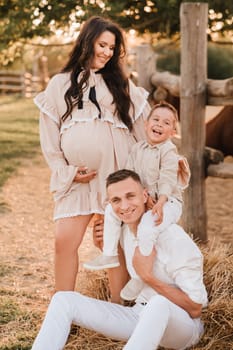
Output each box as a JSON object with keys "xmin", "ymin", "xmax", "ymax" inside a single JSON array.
[
  {"xmin": 103, "ymin": 198, "xmax": 182, "ymax": 257},
  {"xmin": 32, "ymin": 292, "xmax": 203, "ymax": 350}
]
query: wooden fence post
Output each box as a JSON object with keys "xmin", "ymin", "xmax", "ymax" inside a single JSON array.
[
  {"xmin": 180, "ymin": 2, "xmax": 208, "ymax": 241},
  {"xmin": 135, "ymin": 43, "xmax": 155, "ymax": 91}
]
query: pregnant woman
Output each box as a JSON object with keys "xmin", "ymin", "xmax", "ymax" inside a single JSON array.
[{"xmin": 34, "ymin": 16, "xmax": 150, "ymax": 292}]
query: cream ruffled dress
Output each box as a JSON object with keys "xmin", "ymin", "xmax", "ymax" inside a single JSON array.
[{"xmin": 34, "ymin": 70, "xmax": 150, "ymax": 220}]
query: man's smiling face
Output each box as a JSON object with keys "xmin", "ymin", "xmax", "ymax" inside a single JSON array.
[{"xmin": 107, "ymin": 177, "xmax": 148, "ymax": 229}]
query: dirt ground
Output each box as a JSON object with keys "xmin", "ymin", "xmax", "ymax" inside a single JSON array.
[
  {"xmin": 0, "ymin": 153, "xmax": 232, "ymax": 347},
  {"xmin": 0, "ymin": 155, "xmax": 101, "ymax": 298}
]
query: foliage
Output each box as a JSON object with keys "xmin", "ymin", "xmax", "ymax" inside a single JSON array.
[
  {"xmin": 0, "ymin": 95, "xmax": 40, "ymax": 189},
  {"xmin": 156, "ymin": 42, "xmax": 181, "ymax": 75},
  {"xmin": 207, "ymin": 44, "xmax": 233, "ymax": 78},
  {"xmin": 0, "ymin": 0, "xmax": 233, "ymax": 65},
  {"xmin": 0, "ymin": 0, "xmax": 74, "ymax": 45},
  {"xmin": 156, "ymin": 42, "xmax": 233, "ymax": 79}
]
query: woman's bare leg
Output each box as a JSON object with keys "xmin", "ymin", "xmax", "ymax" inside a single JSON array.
[{"xmin": 55, "ymin": 214, "xmax": 93, "ymax": 291}]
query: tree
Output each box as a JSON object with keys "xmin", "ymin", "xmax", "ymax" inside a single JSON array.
[{"xmin": 0, "ymin": 0, "xmax": 233, "ymax": 65}]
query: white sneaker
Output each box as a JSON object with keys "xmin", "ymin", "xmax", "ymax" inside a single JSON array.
[
  {"xmin": 83, "ymin": 254, "xmax": 120, "ymax": 271},
  {"xmin": 120, "ymin": 278, "xmax": 144, "ymax": 301}
]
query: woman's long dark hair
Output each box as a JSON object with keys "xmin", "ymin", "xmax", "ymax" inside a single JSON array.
[{"xmin": 61, "ymin": 16, "xmax": 133, "ymax": 131}]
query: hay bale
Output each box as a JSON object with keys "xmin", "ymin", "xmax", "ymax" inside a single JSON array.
[
  {"xmin": 66, "ymin": 243, "xmax": 233, "ymax": 350},
  {"xmin": 193, "ymin": 243, "xmax": 233, "ymax": 350}
]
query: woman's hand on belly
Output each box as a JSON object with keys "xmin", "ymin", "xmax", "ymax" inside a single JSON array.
[{"xmin": 74, "ymin": 167, "xmax": 97, "ymax": 183}]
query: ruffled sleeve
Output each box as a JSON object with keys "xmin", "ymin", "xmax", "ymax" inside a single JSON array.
[
  {"xmin": 129, "ymin": 79, "xmax": 151, "ymax": 141},
  {"xmin": 34, "ymin": 73, "xmax": 70, "ymax": 125},
  {"xmin": 128, "ymin": 79, "xmax": 150, "ymax": 120},
  {"xmin": 39, "ymin": 113, "xmax": 78, "ymax": 201},
  {"xmin": 34, "ymin": 74, "xmax": 78, "ymax": 202}
]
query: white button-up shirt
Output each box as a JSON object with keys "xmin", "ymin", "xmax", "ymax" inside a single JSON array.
[{"xmin": 120, "ymin": 223, "xmax": 208, "ymax": 307}]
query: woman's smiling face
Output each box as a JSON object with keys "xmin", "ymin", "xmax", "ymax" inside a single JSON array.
[{"xmin": 91, "ymin": 31, "xmax": 116, "ymax": 70}]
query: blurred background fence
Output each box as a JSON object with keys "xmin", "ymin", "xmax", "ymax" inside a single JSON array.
[{"xmin": 0, "ymin": 70, "xmax": 43, "ymax": 97}]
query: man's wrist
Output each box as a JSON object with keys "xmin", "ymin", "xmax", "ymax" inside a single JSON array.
[{"xmin": 142, "ymin": 273, "xmax": 157, "ymax": 285}]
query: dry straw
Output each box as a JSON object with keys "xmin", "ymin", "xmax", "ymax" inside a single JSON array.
[
  {"xmin": 194, "ymin": 242, "xmax": 233, "ymax": 350},
  {"xmin": 64, "ymin": 242, "xmax": 233, "ymax": 350}
]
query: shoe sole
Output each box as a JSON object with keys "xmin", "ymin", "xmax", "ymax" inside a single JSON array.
[
  {"xmin": 83, "ymin": 262, "xmax": 120, "ymax": 271},
  {"xmin": 120, "ymin": 291, "xmax": 137, "ymax": 301}
]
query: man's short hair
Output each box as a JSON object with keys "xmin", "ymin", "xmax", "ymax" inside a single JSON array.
[{"xmin": 106, "ymin": 169, "xmax": 142, "ymax": 188}]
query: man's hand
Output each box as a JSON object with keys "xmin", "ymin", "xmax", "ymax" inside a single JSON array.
[
  {"xmin": 93, "ymin": 217, "xmax": 104, "ymax": 250},
  {"xmin": 133, "ymin": 246, "xmax": 156, "ymax": 283},
  {"xmin": 74, "ymin": 167, "xmax": 97, "ymax": 183}
]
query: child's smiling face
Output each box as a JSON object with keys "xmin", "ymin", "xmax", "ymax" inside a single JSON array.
[{"xmin": 145, "ymin": 107, "xmax": 176, "ymax": 145}]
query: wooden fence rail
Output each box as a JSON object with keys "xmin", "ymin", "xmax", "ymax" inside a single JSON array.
[
  {"xmin": 0, "ymin": 71, "xmax": 43, "ymax": 97},
  {"xmin": 151, "ymin": 71, "xmax": 233, "ymax": 106}
]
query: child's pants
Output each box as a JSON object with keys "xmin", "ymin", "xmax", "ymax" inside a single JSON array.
[
  {"xmin": 137, "ymin": 197, "xmax": 182, "ymax": 256},
  {"xmin": 103, "ymin": 198, "xmax": 182, "ymax": 257},
  {"xmin": 31, "ymin": 291, "xmax": 203, "ymax": 350}
]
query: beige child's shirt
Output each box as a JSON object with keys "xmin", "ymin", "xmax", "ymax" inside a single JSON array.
[{"xmin": 126, "ymin": 139, "xmax": 185, "ymax": 202}]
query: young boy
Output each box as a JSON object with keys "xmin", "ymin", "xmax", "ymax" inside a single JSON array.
[{"xmin": 84, "ymin": 101, "xmax": 190, "ymax": 301}]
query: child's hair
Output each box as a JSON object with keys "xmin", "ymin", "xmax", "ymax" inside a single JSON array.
[
  {"xmin": 148, "ymin": 101, "xmax": 178, "ymax": 127},
  {"xmin": 106, "ymin": 169, "xmax": 142, "ymax": 188}
]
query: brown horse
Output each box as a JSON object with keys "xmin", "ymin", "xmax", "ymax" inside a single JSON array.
[{"xmin": 206, "ymin": 106, "xmax": 233, "ymax": 157}]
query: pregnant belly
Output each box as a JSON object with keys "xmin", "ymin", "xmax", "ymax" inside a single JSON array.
[{"xmin": 61, "ymin": 121, "xmax": 114, "ymax": 170}]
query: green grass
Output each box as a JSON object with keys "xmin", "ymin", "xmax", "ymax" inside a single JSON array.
[
  {"xmin": 0, "ymin": 96, "xmax": 43, "ymax": 349},
  {"xmin": 0, "ymin": 95, "xmax": 40, "ymax": 190},
  {"xmin": 0, "ymin": 292, "xmax": 41, "ymax": 350},
  {"xmin": 0, "ymin": 96, "xmax": 44, "ymax": 349}
]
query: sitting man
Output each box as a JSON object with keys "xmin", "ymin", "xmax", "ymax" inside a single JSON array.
[{"xmin": 32, "ymin": 169, "xmax": 208, "ymax": 350}]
